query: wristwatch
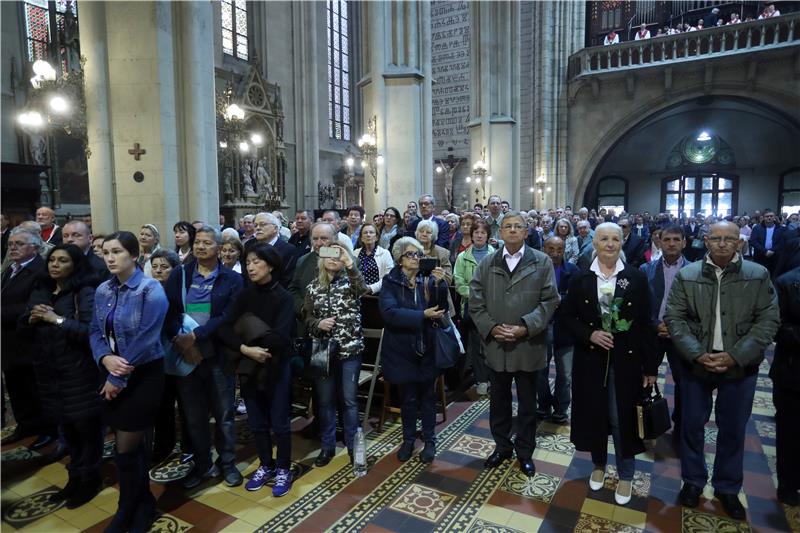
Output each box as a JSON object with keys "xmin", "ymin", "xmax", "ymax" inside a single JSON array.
[{"xmin": 55, "ymin": 316, "xmax": 65, "ymax": 327}]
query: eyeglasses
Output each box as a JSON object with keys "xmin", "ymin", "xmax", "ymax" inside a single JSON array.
[
  {"xmin": 706, "ymin": 236, "xmax": 739, "ymax": 244},
  {"xmin": 501, "ymin": 224, "xmax": 526, "ymax": 231},
  {"xmin": 402, "ymin": 251, "xmax": 423, "ymax": 259}
]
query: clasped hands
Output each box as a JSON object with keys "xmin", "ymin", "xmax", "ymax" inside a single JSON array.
[
  {"xmin": 491, "ymin": 324, "xmax": 527, "ymax": 343},
  {"xmin": 695, "ymin": 351, "xmax": 736, "ymax": 373},
  {"xmin": 28, "ymin": 304, "xmax": 60, "ymax": 325},
  {"xmin": 100, "ymin": 355, "xmax": 132, "ymax": 401},
  {"xmin": 173, "ymin": 331, "xmax": 203, "ymax": 364}
]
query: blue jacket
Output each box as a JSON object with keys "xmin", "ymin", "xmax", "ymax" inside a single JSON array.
[
  {"xmin": 163, "ymin": 260, "xmax": 243, "ymax": 363},
  {"xmin": 552, "ymin": 261, "xmax": 579, "ymax": 348},
  {"xmin": 379, "ymin": 266, "xmax": 448, "ymax": 384},
  {"xmin": 750, "ymin": 224, "xmax": 785, "ymax": 263},
  {"xmin": 640, "ymin": 255, "xmax": 689, "ymax": 327},
  {"xmin": 406, "ymin": 216, "xmax": 451, "ymax": 248},
  {"xmin": 90, "ymin": 268, "xmax": 169, "ymax": 388}
]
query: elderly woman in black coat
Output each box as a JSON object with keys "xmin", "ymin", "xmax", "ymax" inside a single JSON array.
[
  {"xmin": 560, "ymin": 223, "xmax": 660, "ymax": 506},
  {"xmin": 19, "ymin": 244, "xmax": 102, "ymax": 509},
  {"xmin": 379, "ymin": 237, "xmax": 449, "ymax": 464}
]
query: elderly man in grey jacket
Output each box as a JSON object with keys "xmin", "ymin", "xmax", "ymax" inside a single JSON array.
[
  {"xmin": 665, "ymin": 220, "xmax": 779, "ymax": 521},
  {"xmin": 470, "ymin": 210, "xmax": 560, "ymax": 477}
]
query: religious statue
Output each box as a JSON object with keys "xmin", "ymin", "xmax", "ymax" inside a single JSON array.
[
  {"xmin": 461, "ymin": 194, "xmax": 470, "ymax": 212},
  {"xmin": 241, "ymin": 160, "xmax": 256, "ymax": 198},
  {"xmin": 61, "ymin": 5, "xmax": 81, "ymax": 72},
  {"xmin": 223, "ymin": 169, "xmax": 233, "ymax": 203},
  {"xmin": 256, "ymin": 158, "xmax": 273, "ymax": 204},
  {"xmin": 30, "ymin": 134, "xmax": 47, "ymax": 166}
]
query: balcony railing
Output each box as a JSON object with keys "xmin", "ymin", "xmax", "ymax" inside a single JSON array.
[{"xmin": 569, "ymin": 13, "xmax": 799, "ymax": 80}]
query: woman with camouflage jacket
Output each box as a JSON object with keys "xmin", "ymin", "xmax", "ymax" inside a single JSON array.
[{"xmin": 303, "ymin": 243, "xmax": 367, "ymax": 467}]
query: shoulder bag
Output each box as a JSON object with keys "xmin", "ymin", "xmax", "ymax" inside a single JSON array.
[{"xmin": 636, "ymin": 382, "xmax": 671, "ymax": 440}]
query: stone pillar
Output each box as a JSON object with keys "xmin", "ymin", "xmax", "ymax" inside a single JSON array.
[
  {"xmin": 291, "ymin": 1, "xmax": 321, "ymax": 211},
  {"xmin": 468, "ymin": 1, "xmax": 520, "ymax": 207},
  {"xmin": 525, "ymin": 1, "xmax": 584, "ymax": 210},
  {"xmin": 360, "ymin": 1, "xmax": 433, "ymax": 217},
  {"xmin": 80, "ymin": 1, "xmax": 219, "ymax": 242}
]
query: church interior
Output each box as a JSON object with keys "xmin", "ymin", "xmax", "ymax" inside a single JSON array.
[{"xmin": 1, "ymin": 0, "xmax": 799, "ymax": 532}]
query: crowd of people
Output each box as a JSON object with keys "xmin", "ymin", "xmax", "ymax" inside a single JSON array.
[
  {"xmin": 1, "ymin": 195, "xmax": 798, "ymax": 530},
  {"xmin": 603, "ymin": 3, "xmax": 784, "ymax": 45}
]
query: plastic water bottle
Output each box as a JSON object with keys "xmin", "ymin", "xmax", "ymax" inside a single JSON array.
[{"xmin": 353, "ymin": 428, "xmax": 367, "ymax": 477}]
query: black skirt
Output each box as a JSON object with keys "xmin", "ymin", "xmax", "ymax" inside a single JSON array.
[{"xmin": 103, "ymin": 358, "xmax": 165, "ymax": 432}]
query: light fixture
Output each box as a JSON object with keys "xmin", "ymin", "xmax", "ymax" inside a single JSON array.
[
  {"xmin": 696, "ymin": 131, "xmax": 711, "ymax": 142},
  {"xmin": 17, "ymin": 110, "xmax": 44, "ymax": 128},
  {"xmin": 534, "ymin": 175, "xmax": 547, "ymax": 202},
  {"xmin": 435, "ymin": 166, "xmax": 443, "ymax": 174},
  {"xmin": 30, "ymin": 60, "xmax": 57, "ymax": 89},
  {"xmin": 470, "ymin": 147, "xmax": 490, "ymax": 202},
  {"xmin": 250, "ymin": 132, "xmax": 263, "ymax": 145},
  {"xmin": 343, "ymin": 115, "xmax": 383, "ymax": 194},
  {"xmin": 238, "ymin": 141, "xmax": 250, "ymax": 152},
  {"xmin": 224, "ymin": 103, "xmax": 245, "ymax": 121},
  {"xmin": 529, "ymin": 186, "xmax": 535, "ymax": 193},
  {"xmin": 219, "ymin": 140, "xmax": 228, "ymax": 149},
  {"xmin": 49, "ymin": 95, "xmax": 69, "ymax": 114}
]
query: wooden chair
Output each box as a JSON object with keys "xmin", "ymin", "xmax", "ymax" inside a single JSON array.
[{"xmin": 377, "ymin": 374, "xmax": 447, "ymax": 432}]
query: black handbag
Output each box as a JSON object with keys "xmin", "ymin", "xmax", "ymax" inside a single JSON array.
[
  {"xmin": 309, "ymin": 337, "xmax": 338, "ymax": 378},
  {"xmin": 636, "ymin": 382, "xmax": 671, "ymax": 440}
]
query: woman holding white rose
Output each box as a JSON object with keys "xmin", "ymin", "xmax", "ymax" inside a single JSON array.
[{"xmin": 560, "ymin": 222, "xmax": 659, "ymax": 506}]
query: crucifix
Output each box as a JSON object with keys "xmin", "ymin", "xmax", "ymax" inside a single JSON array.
[{"xmin": 128, "ymin": 143, "xmax": 146, "ymax": 161}]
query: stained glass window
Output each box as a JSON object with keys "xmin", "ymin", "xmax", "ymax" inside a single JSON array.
[
  {"xmin": 25, "ymin": 0, "xmax": 50, "ymax": 62},
  {"xmin": 221, "ymin": 0, "xmax": 248, "ymax": 60},
  {"xmin": 327, "ymin": 0, "xmax": 350, "ymax": 140}
]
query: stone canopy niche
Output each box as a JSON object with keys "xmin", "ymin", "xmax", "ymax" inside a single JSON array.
[{"xmin": 217, "ymin": 65, "xmax": 287, "ymax": 218}]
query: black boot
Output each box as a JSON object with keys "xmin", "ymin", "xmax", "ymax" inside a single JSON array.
[
  {"xmin": 50, "ymin": 475, "xmax": 81, "ymax": 503},
  {"xmin": 130, "ymin": 447, "xmax": 158, "ymax": 533},
  {"xmin": 66, "ymin": 471, "xmax": 102, "ymax": 509},
  {"xmin": 104, "ymin": 450, "xmax": 140, "ymax": 533}
]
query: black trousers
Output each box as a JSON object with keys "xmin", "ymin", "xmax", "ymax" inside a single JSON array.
[
  {"xmin": 3, "ymin": 365, "xmax": 48, "ymax": 433},
  {"xmin": 152, "ymin": 374, "xmax": 192, "ymax": 461},
  {"xmin": 63, "ymin": 415, "xmax": 104, "ymax": 478},
  {"xmin": 489, "ymin": 369, "xmax": 538, "ymax": 461},
  {"xmin": 774, "ymin": 385, "xmax": 800, "ymax": 491}
]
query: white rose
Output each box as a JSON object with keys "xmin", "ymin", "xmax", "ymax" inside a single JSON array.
[{"xmin": 599, "ymin": 282, "xmax": 614, "ymax": 296}]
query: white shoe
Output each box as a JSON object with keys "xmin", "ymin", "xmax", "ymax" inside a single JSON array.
[
  {"xmin": 589, "ymin": 468, "xmax": 606, "ymax": 491},
  {"xmin": 476, "ymin": 382, "xmax": 489, "ymax": 396},
  {"xmin": 615, "ymin": 480, "xmax": 632, "ymax": 505},
  {"xmin": 236, "ymin": 399, "xmax": 247, "ymax": 415}
]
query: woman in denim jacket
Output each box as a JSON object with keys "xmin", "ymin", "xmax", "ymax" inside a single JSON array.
[{"xmin": 90, "ymin": 231, "xmax": 168, "ymax": 533}]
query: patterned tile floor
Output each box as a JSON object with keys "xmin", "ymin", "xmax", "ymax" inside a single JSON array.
[{"xmin": 2, "ymin": 356, "xmax": 798, "ymax": 532}]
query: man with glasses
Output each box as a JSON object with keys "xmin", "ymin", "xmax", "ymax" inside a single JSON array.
[
  {"xmin": 245, "ymin": 212, "xmax": 298, "ymax": 286},
  {"xmin": 470, "ymin": 211, "xmax": 560, "ymax": 478},
  {"xmin": 1, "ymin": 228, "xmax": 49, "ymax": 445},
  {"xmin": 665, "ymin": 221, "xmax": 779, "ymax": 520},
  {"xmin": 405, "ymin": 194, "xmax": 450, "ymax": 248}
]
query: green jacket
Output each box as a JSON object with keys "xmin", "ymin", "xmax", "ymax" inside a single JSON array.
[
  {"xmin": 453, "ymin": 244, "xmax": 495, "ymax": 312},
  {"xmin": 664, "ymin": 254, "xmax": 779, "ymax": 378}
]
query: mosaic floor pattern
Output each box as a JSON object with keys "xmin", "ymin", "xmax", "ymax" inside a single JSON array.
[{"xmin": 1, "ymin": 355, "xmax": 797, "ymax": 532}]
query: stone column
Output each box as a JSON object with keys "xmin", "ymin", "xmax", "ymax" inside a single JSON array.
[
  {"xmin": 360, "ymin": 1, "xmax": 433, "ymax": 217},
  {"xmin": 468, "ymin": 1, "xmax": 520, "ymax": 207},
  {"xmin": 80, "ymin": 1, "xmax": 219, "ymax": 243},
  {"xmin": 291, "ymin": 1, "xmax": 321, "ymax": 210},
  {"xmin": 525, "ymin": 1, "xmax": 584, "ymax": 210}
]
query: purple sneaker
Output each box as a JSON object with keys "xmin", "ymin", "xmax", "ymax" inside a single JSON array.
[
  {"xmin": 245, "ymin": 465, "xmax": 275, "ymax": 492},
  {"xmin": 272, "ymin": 468, "xmax": 292, "ymax": 497}
]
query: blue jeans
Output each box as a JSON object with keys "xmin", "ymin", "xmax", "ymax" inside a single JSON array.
[
  {"xmin": 680, "ymin": 366, "xmax": 757, "ymax": 494},
  {"xmin": 536, "ymin": 331, "xmax": 573, "ymax": 417},
  {"xmin": 176, "ymin": 360, "xmax": 237, "ymax": 470},
  {"xmin": 241, "ymin": 358, "xmax": 292, "ymax": 469},
  {"xmin": 590, "ymin": 367, "xmax": 635, "ymax": 481},
  {"xmin": 315, "ymin": 354, "xmax": 362, "ymax": 450},
  {"xmin": 400, "ymin": 379, "xmax": 437, "ymax": 444}
]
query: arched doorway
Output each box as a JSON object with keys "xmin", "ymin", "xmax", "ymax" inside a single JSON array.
[{"xmin": 579, "ymin": 96, "xmax": 800, "ymax": 215}]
